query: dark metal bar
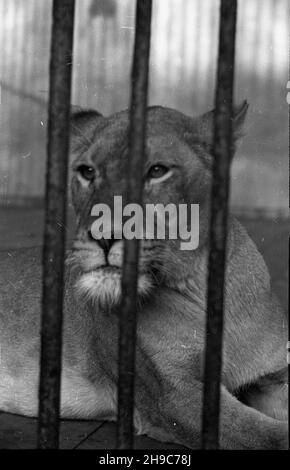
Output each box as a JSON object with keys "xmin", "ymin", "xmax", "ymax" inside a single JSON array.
[
  {"xmin": 202, "ymin": 0, "xmax": 237, "ymax": 450},
  {"xmin": 117, "ymin": 0, "xmax": 152, "ymax": 450},
  {"xmin": 37, "ymin": 0, "xmax": 75, "ymax": 449},
  {"xmin": 288, "ymin": 36, "xmax": 290, "ymax": 451},
  {"xmin": 288, "ymin": 237, "xmax": 290, "ymax": 449}
]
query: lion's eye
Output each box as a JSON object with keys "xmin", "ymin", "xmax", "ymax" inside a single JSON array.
[
  {"xmin": 77, "ymin": 165, "xmax": 95, "ymax": 181},
  {"xmin": 147, "ymin": 164, "xmax": 169, "ymax": 180}
]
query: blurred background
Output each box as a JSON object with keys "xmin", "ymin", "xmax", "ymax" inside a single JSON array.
[{"xmin": 0, "ymin": 0, "xmax": 288, "ymax": 213}]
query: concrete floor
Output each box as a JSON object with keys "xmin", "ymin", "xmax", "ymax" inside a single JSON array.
[
  {"xmin": 0, "ymin": 413, "xmax": 184, "ymax": 450},
  {"xmin": 0, "ymin": 207, "xmax": 288, "ymax": 449}
]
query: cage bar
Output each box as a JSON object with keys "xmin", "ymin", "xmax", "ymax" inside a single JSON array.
[
  {"xmin": 202, "ymin": 0, "xmax": 238, "ymax": 450},
  {"xmin": 117, "ymin": 0, "xmax": 152, "ymax": 450},
  {"xmin": 37, "ymin": 0, "xmax": 75, "ymax": 449}
]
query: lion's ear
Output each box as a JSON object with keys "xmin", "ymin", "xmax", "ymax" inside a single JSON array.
[
  {"xmin": 196, "ymin": 100, "xmax": 249, "ymax": 145},
  {"xmin": 231, "ymin": 100, "xmax": 249, "ymax": 140},
  {"xmin": 70, "ymin": 107, "xmax": 104, "ymax": 152}
]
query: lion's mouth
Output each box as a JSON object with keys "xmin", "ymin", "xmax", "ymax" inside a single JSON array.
[
  {"xmin": 83, "ymin": 264, "xmax": 122, "ymax": 275},
  {"xmin": 76, "ymin": 263, "xmax": 153, "ymax": 309}
]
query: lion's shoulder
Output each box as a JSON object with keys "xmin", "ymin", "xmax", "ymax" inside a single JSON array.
[{"xmin": 227, "ymin": 216, "xmax": 270, "ymax": 288}]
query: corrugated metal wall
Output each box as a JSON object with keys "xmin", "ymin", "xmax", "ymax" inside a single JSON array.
[{"xmin": 0, "ymin": 0, "xmax": 288, "ymax": 212}]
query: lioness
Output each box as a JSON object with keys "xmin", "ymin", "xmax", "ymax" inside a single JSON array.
[{"xmin": 0, "ymin": 103, "xmax": 288, "ymax": 449}]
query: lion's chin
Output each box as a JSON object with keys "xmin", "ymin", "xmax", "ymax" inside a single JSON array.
[{"xmin": 75, "ymin": 268, "xmax": 153, "ymax": 309}]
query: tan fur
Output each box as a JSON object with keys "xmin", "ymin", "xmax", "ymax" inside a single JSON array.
[{"xmin": 0, "ymin": 103, "xmax": 288, "ymax": 449}]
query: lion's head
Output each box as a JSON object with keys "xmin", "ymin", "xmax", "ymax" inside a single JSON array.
[{"xmin": 68, "ymin": 103, "xmax": 248, "ymax": 308}]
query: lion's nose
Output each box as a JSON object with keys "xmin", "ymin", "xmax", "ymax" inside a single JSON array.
[
  {"xmin": 87, "ymin": 230, "xmax": 121, "ymax": 256},
  {"xmin": 97, "ymin": 237, "xmax": 116, "ymax": 255}
]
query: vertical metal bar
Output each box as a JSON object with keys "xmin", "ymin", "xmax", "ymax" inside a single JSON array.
[
  {"xmin": 202, "ymin": 0, "xmax": 237, "ymax": 450},
  {"xmin": 38, "ymin": 0, "xmax": 75, "ymax": 449},
  {"xmin": 117, "ymin": 0, "xmax": 152, "ymax": 450},
  {"xmin": 288, "ymin": 239, "xmax": 290, "ymax": 449},
  {"xmin": 288, "ymin": 33, "xmax": 290, "ymax": 451}
]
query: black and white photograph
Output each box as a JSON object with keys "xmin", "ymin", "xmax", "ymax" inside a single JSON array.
[{"xmin": 0, "ymin": 0, "xmax": 288, "ymax": 455}]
